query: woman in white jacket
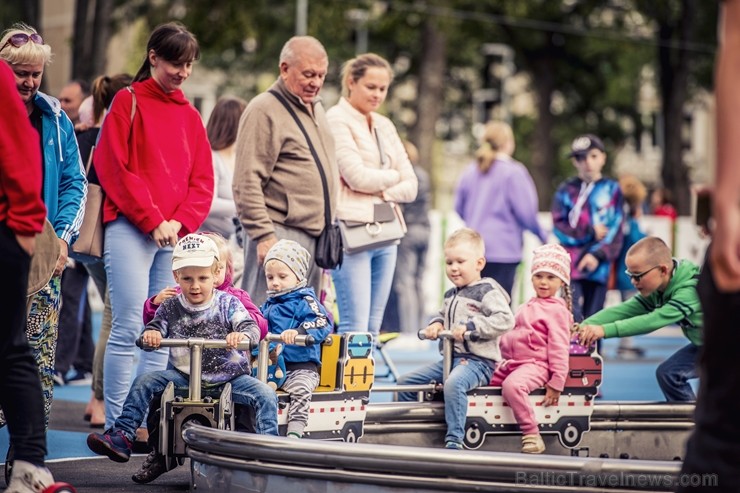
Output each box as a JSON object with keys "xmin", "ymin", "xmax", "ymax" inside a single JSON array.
[{"xmin": 326, "ymin": 53, "xmax": 417, "ymax": 337}]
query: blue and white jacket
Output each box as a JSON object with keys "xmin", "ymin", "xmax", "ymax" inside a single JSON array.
[
  {"xmin": 261, "ymin": 286, "xmax": 332, "ymax": 367},
  {"xmin": 34, "ymin": 91, "xmax": 87, "ymax": 245}
]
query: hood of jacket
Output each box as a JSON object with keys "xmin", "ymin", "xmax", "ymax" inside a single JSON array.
[
  {"xmin": 33, "ymin": 91, "xmax": 62, "ymax": 117},
  {"xmin": 136, "ymin": 77, "xmax": 191, "ymax": 106}
]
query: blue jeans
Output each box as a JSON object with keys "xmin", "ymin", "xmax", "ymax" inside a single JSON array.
[
  {"xmin": 114, "ymin": 369, "xmax": 278, "ymax": 439},
  {"xmin": 332, "ymin": 244, "xmax": 397, "ymax": 337},
  {"xmin": 397, "ymin": 357, "xmax": 493, "ymax": 444},
  {"xmin": 656, "ymin": 343, "xmax": 699, "ymax": 402},
  {"xmin": 103, "ymin": 217, "xmax": 173, "ymax": 428}
]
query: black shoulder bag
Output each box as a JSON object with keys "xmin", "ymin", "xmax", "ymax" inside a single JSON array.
[{"xmin": 268, "ymin": 90, "xmax": 343, "ymax": 269}]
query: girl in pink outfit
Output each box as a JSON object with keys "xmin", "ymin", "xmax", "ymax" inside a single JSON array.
[
  {"xmin": 143, "ymin": 232, "xmax": 268, "ymax": 337},
  {"xmin": 490, "ymin": 244, "xmax": 573, "ymax": 454}
]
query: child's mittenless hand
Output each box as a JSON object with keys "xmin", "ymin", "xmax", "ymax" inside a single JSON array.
[
  {"xmin": 451, "ymin": 324, "xmax": 467, "ymax": 342},
  {"xmin": 142, "ymin": 329, "xmax": 162, "ymax": 349},
  {"xmin": 280, "ymin": 329, "xmax": 299, "ymax": 345},
  {"xmin": 423, "ymin": 322, "xmax": 444, "ymax": 340},
  {"xmin": 578, "ymin": 324, "xmax": 605, "ymax": 347},
  {"xmin": 577, "ymin": 253, "xmax": 599, "ymax": 273},
  {"xmin": 226, "ymin": 332, "xmax": 247, "ymax": 349},
  {"xmin": 540, "ymin": 385, "xmax": 561, "ymax": 407},
  {"xmin": 153, "ymin": 287, "xmax": 178, "ymax": 305}
]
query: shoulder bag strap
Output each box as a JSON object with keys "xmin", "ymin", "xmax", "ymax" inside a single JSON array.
[{"xmin": 268, "ymin": 90, "xmax": 331, "ymax": 229}]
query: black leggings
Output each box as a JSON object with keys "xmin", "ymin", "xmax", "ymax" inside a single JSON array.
[{"xmin": 0, "ymin": 223, "xmax": 46, "ymax": 465}]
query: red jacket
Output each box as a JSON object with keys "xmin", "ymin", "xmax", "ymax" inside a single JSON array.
[
  {"xmin": 94, "ymin": 77, "xmax": 213, "ymax": 235},
  {"xmin": 0, "ymin": 61, "xmax": 46, "ymax": 236}
]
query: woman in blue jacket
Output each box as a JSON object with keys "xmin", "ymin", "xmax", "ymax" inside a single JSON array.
[{"xmin": 0, "ymin": 23, "xmax": 87, "ymax": 425}]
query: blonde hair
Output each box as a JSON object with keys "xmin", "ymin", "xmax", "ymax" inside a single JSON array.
[
  {"xmin": 200, "ymin": 232, "xmax": 231, "ymax": 279},
  {"xmin": 0, "ymin": 23, "xmax": 52, "ymax": 66},
  {"xmin": 619, "ymin": 174, "xmax": 647, "ymax": 215},
  {"xmin": 445, "ymin": 227, "xmax": 485, "ymax": 258},
  {"xmin": 475, "ymin": 121, "xmax": 514, "ymax": 173},
  {"xmin": 340, "ymin": 53, "xmax": 393, "ymax": 98}
]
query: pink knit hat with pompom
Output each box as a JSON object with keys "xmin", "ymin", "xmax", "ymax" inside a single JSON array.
[{"xmin": 531, "ymin": 244, "xmax": 571, "ymax": 285}]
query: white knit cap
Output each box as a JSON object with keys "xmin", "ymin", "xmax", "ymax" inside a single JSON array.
[{"xmin": 531, "ymin": 244, "xmax": 571, "ymax": 285}]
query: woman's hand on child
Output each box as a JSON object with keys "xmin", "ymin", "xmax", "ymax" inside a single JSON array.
[
  {"xmin": 540, "ymin": 385, "xmax": 561, "ymax": 407},
  {"xmin": 280, "ymin": 329, "xmax": 299, "ymax": 345},
  {"xmin": 142, "ymin": 329, "xmax": 162, "ymax": 349},
  {"xmin": 226, "ymin": 332, "xmax": 247, "ymax": 349},
  {"xmin": 423, "ymin": 322, "xmax": 444, "ymax": 340},
  {"xmin": 153, "ymin": 287, "xmax": 178, "ymax": 305},
  {"xmin": 578, "ymin": 324, "xmax": 605, "ymax": 347}
]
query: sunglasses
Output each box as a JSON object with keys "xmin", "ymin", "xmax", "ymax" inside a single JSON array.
[
  {"xmin": 0, "ymin": 32, "xmax": 44, "ymax": 53},
  {"xmin": 625, "ymin": 265, "xmax": 661, "ymax": 283}
]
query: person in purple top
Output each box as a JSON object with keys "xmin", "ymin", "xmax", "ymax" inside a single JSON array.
[
  {"xmin": 455, "ymin": 121, "xmax": 547, "ymax": 296},
  {"xmin": 551, "ymin": 134, "xmax": 624, "ymax": 323}
]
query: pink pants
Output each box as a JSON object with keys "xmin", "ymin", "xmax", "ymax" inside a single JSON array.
[{"xmin": 491, "ymin": 362, "xmax": 549, "ymax": 435}]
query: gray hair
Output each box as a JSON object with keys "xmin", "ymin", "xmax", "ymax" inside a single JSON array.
[{"xmin": 279, "ymin": 36, "xmax": 327, "ymax": 65}]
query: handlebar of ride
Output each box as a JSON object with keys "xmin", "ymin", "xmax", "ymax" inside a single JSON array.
[
  {"xmin": 417, "ymin": 329, "xmax": 481, "ymax": 342},
  {"xmin": 256, "ymin": 333, "xmax": 316, "ymax": 383},
  {"xmin": 135, "ymin": 336, "xmax": 258, "ymax": 402},
  {"xmin": 136, "ymin": 336, "xmax": 257, "ymax": 352},
  {"xmin": 417, "ymin": 329, "xmax": 482, "ymax": 383}
]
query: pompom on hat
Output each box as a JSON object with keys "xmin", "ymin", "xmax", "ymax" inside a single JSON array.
[{"xmin": 531, "ymin": 244, "xmax": 571, "ymax": 286}]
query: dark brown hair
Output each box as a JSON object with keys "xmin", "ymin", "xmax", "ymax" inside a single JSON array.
[
  {"xmin": 133, "ymin": 22, "xmax": 200, "ymax": 83},
  {"xmin": 91, "ymin": 73, "xmax": 133, "ymax": 124},
  {"xmin": 206, "ymin": 97, "xmax": 247, "ymax": 151}
]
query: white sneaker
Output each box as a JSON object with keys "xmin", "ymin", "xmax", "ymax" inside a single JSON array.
[{"xmin": 6, "ymin": 460, "xmax": 54, "ymax": 493}]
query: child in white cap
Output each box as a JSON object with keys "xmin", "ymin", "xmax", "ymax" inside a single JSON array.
[
  {"xmin": 490, "ymin": 243, "xmax": 574, "ymax": 454},
  {"xmin": 87, "ymin": 234, "xmax": 278, "ymax": 478},
  {"xmin": 261, "ymin": 239, "xmax": 332, "ymax": 438}
]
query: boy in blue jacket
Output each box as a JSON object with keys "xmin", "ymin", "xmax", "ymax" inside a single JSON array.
[{"xmin": 261, "ymin": 240, "xmax": 332, "ymax": 438}]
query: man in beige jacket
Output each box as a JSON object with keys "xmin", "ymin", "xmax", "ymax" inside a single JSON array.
[{"xmin": 233, "ymin": 36, "xmax": 338, "ymax": 306}]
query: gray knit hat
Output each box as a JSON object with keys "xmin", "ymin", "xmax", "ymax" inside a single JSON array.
[{"xmin": 264, "ymin": 239, "xmax": 310, "ymax": 282}]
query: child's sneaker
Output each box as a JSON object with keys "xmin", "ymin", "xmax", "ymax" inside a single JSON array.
[
  {"xmin": 521, "ymin": 434, "xmax": 545, "ymax": 454},
  {"xmin": 444, "ymin": 441, "xmax": 463, "ymax": 450},
  {"xmin": 131, "ymin": 450, "xmax": 169, "ymax": 484},
  {"xmin": 87, "ymin": 429, "xmax": 133, "ymax": 462},
  {"xmin": 5, "ymin": 460, "xmax": 54, "ymax": 493}
]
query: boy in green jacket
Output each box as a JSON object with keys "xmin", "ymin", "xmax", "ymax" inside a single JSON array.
[{"xmin": 578, "ymin": 236, "xmax": 702, "ymax": 401}]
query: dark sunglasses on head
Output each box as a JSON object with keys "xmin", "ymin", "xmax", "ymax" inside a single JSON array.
[
  {"xmin": 625, "ymin": 265, "xmax": 661, "ymax": 282},
  {"xmin": 0, "ymin": 32, "xmax": 44, "ymax": 53}
]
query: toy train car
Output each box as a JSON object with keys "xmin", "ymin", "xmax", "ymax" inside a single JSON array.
[
  {"xmin": 258, "ymin": 332, "xmax": 375, "ymax": 442},
  {"xmin": 464, "ymin": 348, "xmax": 603, "ymax": 449}
]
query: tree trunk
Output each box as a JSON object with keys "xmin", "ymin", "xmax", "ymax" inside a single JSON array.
[
  {"xmin": 658, "ymin": 0, "xmax": 697, "ymax": 216},
  {"xmin": 21, "ymin": 0, "xmax": 41, "ymax": 31},
  {"xmin": 529, "ymin": 55, "xmax": 557, "ymax": 211},
  {"xmin": 409, "ymin": 19, "xmax": 446, "ymax": 178},
  {"xmin": 72, "ymin": 0, "xmax": 91, "ymax": 81},
  {"xmin": 90, "ymin": 0, "xmax": 114, "ymax": 77}
]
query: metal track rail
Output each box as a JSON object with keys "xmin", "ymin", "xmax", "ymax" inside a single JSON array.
[{"xmin": 184, "ymin": 424, "xmax": 684, "ymax": 492}]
